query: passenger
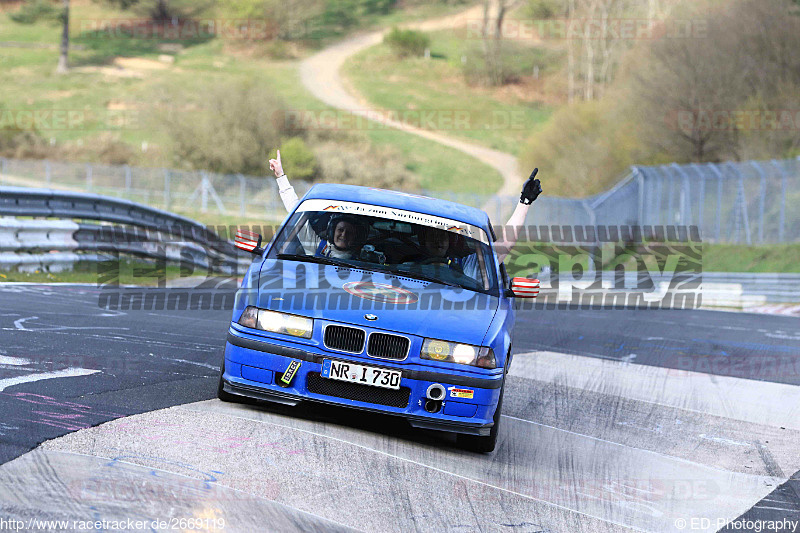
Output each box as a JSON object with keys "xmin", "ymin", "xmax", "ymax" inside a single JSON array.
[{"xmin": 318, "ymin": 214, "xmax": 368, "ymax": 260}]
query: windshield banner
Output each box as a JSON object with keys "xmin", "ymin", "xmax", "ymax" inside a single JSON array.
[{"xmin": 296, "ymin": 199, "xmax": 490, "ymax": 244}]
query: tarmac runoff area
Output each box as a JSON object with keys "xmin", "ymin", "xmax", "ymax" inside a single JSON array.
[{"xmin": 1, "ymin": 351, "xmax": 799, "ymax": 533}]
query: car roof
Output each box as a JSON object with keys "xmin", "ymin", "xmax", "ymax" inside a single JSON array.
[{"xmin": 301, "ymin": 183, "xmax": 491, "ymax": 229}]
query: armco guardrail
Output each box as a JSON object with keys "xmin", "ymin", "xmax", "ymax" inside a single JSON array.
[
  {"xmin": 700, "ymin": 272, "xmax": 800, "ymax": 307},
  {"xmin": 0, "ymin": 186, "xmax": 251, "ymax": 272},
  {"xmin": 536, "ymin": 271, "xmax": 800, "ymax": 308}
]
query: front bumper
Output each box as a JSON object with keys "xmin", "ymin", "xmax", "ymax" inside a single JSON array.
[{"xmin": 223, "ymin": 328, "xmax": 503, "ymax": 436}]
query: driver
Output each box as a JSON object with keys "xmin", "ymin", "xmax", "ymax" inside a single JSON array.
[{"xmin": 416, "ymin": 225, "xmax": 480, "ymax": 280}]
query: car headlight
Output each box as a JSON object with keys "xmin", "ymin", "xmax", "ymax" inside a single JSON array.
[
  {"xmin": 420, "ymin": 339, "xmax": 496, "ymax": 369},
  {"xmin": 237, "ymin": 306, "xmax": 313, "ymax": 339}
]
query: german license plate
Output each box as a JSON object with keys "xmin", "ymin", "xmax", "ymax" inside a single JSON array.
[{"xmin": 321, "ymin": 359, "xmax": 401, "ymax": 390}]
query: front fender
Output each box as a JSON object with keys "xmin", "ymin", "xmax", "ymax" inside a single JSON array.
[{"xmin": 481, "ymin": 298, "xmax": 514, "ymax": 370}]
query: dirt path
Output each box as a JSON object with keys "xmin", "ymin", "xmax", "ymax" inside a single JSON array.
[{"xmin": 299, "ymin": 6, "xmax": 522, "ymax": 214}]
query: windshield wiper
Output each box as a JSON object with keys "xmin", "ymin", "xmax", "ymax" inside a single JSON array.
[
  {"xmin": 395, "ymin": 270, "xmax": 459, "ymax": 288},
  {"xmin": 276, "ymin": 253, "xmax": 356, "ymax": 269}
]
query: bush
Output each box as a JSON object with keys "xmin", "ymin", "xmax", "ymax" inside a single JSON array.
[
  {"xmin": 384, "ymin": 27, "xmax": 430, "ymax": 58},
  {"xmin": 0, "ymin": 127, "xmax": 47, "ymax": 158},
  {"xmin": 524, "ymin": 0, "xmax": 559, "ymax": 19},
  {"xmin": 9, "ymin": 0, "xmax": 57, "ymax": 24},
  {"xmin": 272, "ymin": 137, "xmax": 317, "ymax": 180},
  {"xmin": 60, "ymin": 134, "xmax": 138, "ymax": 165},
  {"xmin": 156, "ymin": 80, "xmax": 288, "ymax": 175},
  {"xmin": 519, "ymin": 96, "xmax": 647, "ymax": 197},
  {"xmin": 461, "ymin": 41, "xmax": 536, "ymax": 86},
  {"xmin": 312, "ymin": 140, "xmax": 419, "ymax": 191}
]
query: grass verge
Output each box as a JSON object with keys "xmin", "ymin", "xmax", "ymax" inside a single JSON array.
[{"xmin": 342, "ymin": 30, "xmax": 556, "ymax": 155}]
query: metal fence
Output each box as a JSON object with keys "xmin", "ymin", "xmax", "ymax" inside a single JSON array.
[
  {"xmin": 526, "ymin": 158, "xmax": 799, "ymax": 244},
  {"xmin": 0, "ymin": 156, "xmax": 797, "ymax": 243},
  {"xmin": 0, "ymin": 158, "xmax": 306, "ymax": 222}
]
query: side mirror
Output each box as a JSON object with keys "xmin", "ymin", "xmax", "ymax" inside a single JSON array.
[
  {"xmin": 234, "ymin": 228, "xmax": 264, "ymax": 255},
  {"xmin": 510, "ymin": 277, "xmax": 539, "ymax": 298}
]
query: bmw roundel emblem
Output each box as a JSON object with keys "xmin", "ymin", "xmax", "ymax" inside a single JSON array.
[{"xmin": 364, "ymin": 314, "xmax": 378, "ymax": 321}]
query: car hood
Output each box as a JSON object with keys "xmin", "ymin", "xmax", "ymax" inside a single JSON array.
[{"xmin": 254, "ymin": 259, "xmax": 499, "ymax": 346}]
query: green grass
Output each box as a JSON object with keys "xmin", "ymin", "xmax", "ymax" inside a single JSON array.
[
  {"xmin": 504, "ymin": 243, "xmax": 800, "ymax": 276},
  {"xmin": 342, "ymin": 31, "xmax": 556, "ymax": 155},
  {"xmin": 292, "ymin": 1, "xmax": 481, "ymax": 46},
  {"xmin": 702, "ymin": 244, "xmax": 800, "ymax": 273},
  {"xmin": 0, "ymin": 2, "xmax": 500, "ymax": 194}
]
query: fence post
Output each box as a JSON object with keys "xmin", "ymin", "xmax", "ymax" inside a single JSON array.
[
  {"xmin": 654, "ymin": 168, "xmax": 664, "ymax": 225},
  {"xmin": 708, "ymin": 164, "xmax": 723, "ymax": 242},
  {"xmin": 0, "ymin": 157, "xmax": 6, "ymax": 183},
  {"xmin": 163, "ymin": 168, "xmax": 171, "ymax": 211},
  {"xmin": 45, "ymin": 160, "xmax": 52, "ymax": 185},
  {"xmin": 85, "ymin": 163, "xmax": 92, "ymax": 191},
  {"xmin": 728, "ymin": 162, "xmax": 752, "ymax": 245},
  {"xmin": 200, "ymin": 171, "xmax": 208, "ymax": 213},
  {"xmin": 633, "ymin": 167, "xmax": 644, "ymax": 226},
  {"xmin": 692, "ymin": 163, "xmax": 705, "ymax": 236},
  {"xmin": 665, "ymin": 166, "xmax": 676, "ymax": 224},
  {"xmin": 671, "ymin": 163, "xmax": 691, "ymax": 225},
  {"xmin": 238, "ymin": 175, "xmax": 246, "ymax": 217},
  {"xmin": 124, "ymin": 164, "xmax": 132, "ymax": 196},
  {"xmin": 749, "ymin": 161, "xmax": 766, "ymax": 243},
  {"xmin": 774, "ymin": 160, "xmax": 787, "ymax": 242}
]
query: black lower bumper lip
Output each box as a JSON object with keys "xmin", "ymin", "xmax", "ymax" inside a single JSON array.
[
  {"xmin": 222, "ymin": 379, "xmax": 493, "ymax": 436},
  {"xmin": 227, "ymin": 332, "xmax": 503, "ymax": 390}
]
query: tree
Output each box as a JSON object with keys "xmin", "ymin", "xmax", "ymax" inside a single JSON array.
[
  {"xmin": 628, "ymin": 0, "xmax": 800, "ymax": 163},
  {"xmin": 102, "ymin": 0, "xmax": 214, "ymax": 21},
  {"xmin": 478, "ymin": 0, "xmax": 522, "ymax": 86},
  {"xmin": 56, "ymin": 0, "xmax": 69, "ymax": 73}
]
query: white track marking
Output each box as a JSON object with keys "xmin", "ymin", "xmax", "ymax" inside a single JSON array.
[
  {"xmin": 0, "ymin": 355, "xmax": 31, "ymax": 366},
  {"xmin": 12, "ymin": 316, "xmax": 129, "ymax": 332},
  {"xmin": 698, "ymin": 435, "xmax": 751, "ymax": 447},
  {"xmin": 13, "ymin": 316, "xmax": 37, "ymax": 330},
  {"xmin": 161, "ymin": 357, "xmax": 219, "ymax": 371},
  {"xmin": 501, "ymin": 415, "xmax": 748, "ymax": 472},
  {"xmin": 0, "ymin": 367, "xmax": 100, "ymax": 392},
  {"xmin": 510, "ymin": 351, "xmax": 800, "ymax": 430}
]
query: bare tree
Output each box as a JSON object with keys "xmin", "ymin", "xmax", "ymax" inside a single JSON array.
[
  {"xmin": 566, "ymin": 0, "xmax": 576, "ymax": 102},
  {"xmin": 55, "ymin": 0, "xmax": 69, "ymax": 74},
  {"xmin": 478, "ymin": 0, "xmax": 522, "ymax": 86},
  {"xmin": 582, "ymin": 0, "xmax": 599, "ymax": 100}
]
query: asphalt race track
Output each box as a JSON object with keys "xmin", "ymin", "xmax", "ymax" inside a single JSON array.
[{"xmin": 1, "ymin": 284, "xmax": 799, "ymax": 532}]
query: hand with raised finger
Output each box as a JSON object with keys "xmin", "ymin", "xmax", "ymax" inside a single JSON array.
[
  {"xmin": 520, "ymin": 168, "xmax": 542, "ymax": 205},
  {"xmin": 269, "ymin": 149, "xmax": 284, "ymax": 178}
]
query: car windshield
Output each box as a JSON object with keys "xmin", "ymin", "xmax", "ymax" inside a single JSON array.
[{"xmin": 268, "ymin": 200, "xmax": 499, "ymax": 295}]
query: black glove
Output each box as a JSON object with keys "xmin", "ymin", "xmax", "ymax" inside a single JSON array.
[{"xmin": 520, "ymin": 168, "xmax": 542, "ymax": 205}]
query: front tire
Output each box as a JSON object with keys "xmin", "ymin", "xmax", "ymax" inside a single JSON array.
[
  {"xmin": 217, "ymin": 359, "xmax": 239, "ymax": 403},
  {"xmin": 457, "ymin": 385, "xmax": 503, "ymax": 453}
]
